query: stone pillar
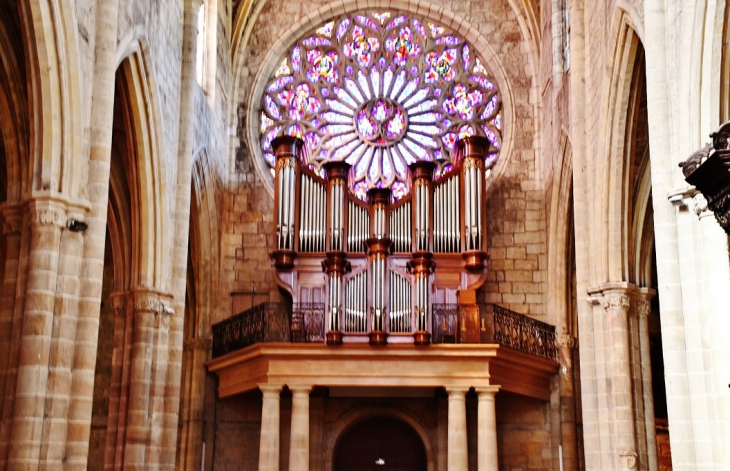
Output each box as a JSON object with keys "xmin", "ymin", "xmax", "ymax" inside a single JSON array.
[
  {"xmin": 446, "ymin": 387, "xmax": 469, "ymax": 471},
  {"xmin": 0, "ymin": 205, "xmax": 25, "ymax": 468},
  {"xmin": 8, "ymin": 199, "xmax": 65, "ymax": 468},
  {"xmin": 556, "ymin": 334, "xmax": 579, "ymax": 471},
  {"xmin": 476, "ymin": 386, "xmax": 500, "ymax": 471},
  {"xmin": 635, "ymin": 291, "xmax": 658, "ymax": 471},
  {"xmin": 602, "ymin": 289, "xmax": 638, "ymax": 470},
  {"xmin": 288, "ymin": 385, "xmax": 312, "ymax": 471},
  {"xmin": 259, "ymin": 384, "xmax": 282, "ymax": 471}
]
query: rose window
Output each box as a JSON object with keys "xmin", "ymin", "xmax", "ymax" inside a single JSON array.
[{"xmin": 259, "ymin": 11, "xmax": 503, "ymax": 200}]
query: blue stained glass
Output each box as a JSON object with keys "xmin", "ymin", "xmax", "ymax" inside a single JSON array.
[
  {"xmin": 345, "ymin": 143, "xmax": 366, "ymax": 165},
  {"xmin": 470, "ymin": 75, "xmax": 494, "ymax": 90},
  {"xmin": 355, "ymin": 148, "xmax": 373, "ymax": 178},
  {"xmin": 382, "ymin": 66, "xmax": 394, "ymax": 96},
  {"xmin": 358, "ymin": 69, "xmax": 372, "ymax": 99},
  {"xmin": 482, "ymin": 95, "xmax": 498, "ymax": 119},
  {"xmin": 397, "ymin": 77, "xmax": 420, "ymax": 102},
  {"xmin": 371, "ymin": 66, "xmax": 381, "ymax": 96},
  {"xmin": 403, "ymin": 88, "xmax": 429, "ymax": 108},
  {"xmin": 412, "ymin": 18, "xmax": 427, "ymax": 38},
  {"xmin": 305, "ymin": 131, "xmax": 320, "ymax": 150},
  {"xmin": 263, "ymin": 126, "xmax": 281, "ymax": 150},
  {"xmin": 406, "ymin": 132, "xmax": 439, "ymax": 148},
  {"xmin": 410, "ymin": 66, "xmax": 419, "ymax": 76},
  {"xmin": 382, "ymin": 151, "xmax": 394, "ymax": 181},
  {"xmin": 369, "ymin": 149, "xmax": 381, "ymax": 183},
  {"xmin": 462, "ymin": 44, "xmax": 471, "ymax": 72},
  {"xmin": 322, "ymin": 111, "xmax": 352, "ymax": 123},
  {"xmin": 408, "ymin": 100, "xmax": 438, "ymax": 115},
  {"xmin": 389, "ymin": 70, "xmax": 407, "ymax": 99},
  {"xmin": 403, "ymin": 138, "xmax": 428, "ymax": 158},
  {"xmin": 326, "ymin": 99, "xmax": 355, "ymax": 115},
  {"xmin": 391, "ymin": 181, "xmax": 409, "ymax": 199},
  {"xmin": 333, "ymin": 87, "xmax": 358, "ymax": 108},
  {"xmin": 333, "ymin": 138, "xmax": 361, "ymax": 160},
  {"xmin": 260, "ymin": 112, "xmax": 274, "ymax": 133},
  {"xmin": 346, "ymin": 65, "xmax": 354, "ymax": 75},
  {"xmin": 392, "ymin": 148, "xmax": 407, "ymax": 178},
  {"xmin": 323, "ymin": 132, "xmax": 357, "ymax": 149},
  {"xmin": 409, "ymin": 111, "xmax": 442, "ymax": 123},
  {"xmin": 264, "ymin": 152, "xmax": 276, "ymax": 166},
  {"xmin": 355, "ymin": 15, "xmax": 379, "ymax": 31},
  {"xmin": 396, "ymin": 142, "xmax": 417, "ymax": 164},
  {"xmin": 352, "ymin": 180, "xmax": 369, "ymax": 200},
  {"xmin": 344, "ymin": 77, "xmax": 364, "ymax": 103},
  {"xmin": 322, "ymin": 124, "xmax": 353, "ymax": 136},
  {"xmin": 434, "ymin": 36, "xmax": 460, "ymax": 46},
  {"xmin": 410, "ymin": 124, "xmax": 441, "ymax": 135},
  {"xmin": 292, "ymin": 46, "xmax": 301, "ymax": 73}
]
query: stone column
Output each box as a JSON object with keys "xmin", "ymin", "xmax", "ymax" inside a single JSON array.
[
  {"xmin": 8, "ymin": 199, "xmax": 65, "ymax": 468},
  {"xmin": 259, "ymin": 384, "xmax": 282, "ymax": 471},
  {"xmin": 288, "ymin": 385, "xmax": 312, "ymax": 471},
  {"xmin": 446, "ymin": 387, "xmax": 469, "ymax": 471},
  {"xmin": 556, "ymin": 334, "xmax": 579, "ymax": 471},
  {"xmin": 476, "ymin": 386, "xmax": 500, "ymax": 471},
  {"xmin": 635, "ymin": 291, "xmax": 658, "ymax": 471},
  {"xmin": 602, "ymin": 289, "xmax": 638, "ymax": 470}
]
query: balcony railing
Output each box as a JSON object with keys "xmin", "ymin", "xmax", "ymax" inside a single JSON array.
[
  {"xmin": 212, "ymin": 302, "xmax": 325, "ymax": 358},
  {"xmin": 432, "ymin": 304, "xmax": 557, "ymax": 360},
  {"xmin": 212, "ymin": 302, "xmax": 556, "ymax": 361}
]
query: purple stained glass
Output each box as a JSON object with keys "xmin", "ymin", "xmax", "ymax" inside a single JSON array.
[
  {"xmin": 435, "ymin": 36, "xmax": 461, "ymax": 46},
  {"xmin": 482, "ymin": 95, "xmax": 499, "ymax": 119},
  {"xmin": 372, "ymin": 100, "xmax": 392, "ymax": 121},
  {"xmin": 262, "ymin": 126, "xmax": 281, "ymax": 150},
  {"xmin": 260, "ymin": 13, "xmax": 502, "ymax": 199},
  {"xmin": 303, "ymin": 37, "xmax": 332, "ymax": 47},
  {"xmin": 292, "ymin": 46, "xmax": 301, "ymax": 73},
  {"xmin": 385, "ymin": 108, "xmax": 406, "ymax": 138},
  {"xmin": 355, "ymin": 15, "xmax": 379, "ymax": 31},
  {"xmin": 305, "ymin": 131, "xmax": 320, "ymax": 150},
  {"xmin": 336, "ymin": 18, "xmax": 350, "ymax": 41},
  {"xmin": 264, "ymin": 152, "xmax": 276, "ymax": 166},
  {"xmin": 441, "ymin": 132, "xmax": 457, "ymax": 149},
  {"xmin": 427, "ymin": 22, "xmax": 445, "ymax": 37},
  {"xmin": 391, "ymin": 181, "xmax": 408, "ymax": 199},
  {"xmin": 351, "ymin": 180, "xmax": 369, "ymax": 201},
  {"xmin": 260, "ymin": 112, "xmax": 274, "ymax": 133},
  {"xmin": 462, "ymin": 44, "xmax": 471, "ymax": 72},
  {"xmin": 386, "ymin": 16, "xmax": 407, "ymax": 32},
  {"xmin": 470, "ymin": 75, "xmax": 494, "ymax": 90},
  {"xmin": 268, "ymin": 76, "xmax": 295, "ymax": 93},
  {"xmin": 356, "ymin": 110, "xmax": 378, "ymax": 139},
  {"xmin": 316, "ymin": 21, "xmax": 334, "ymax": 37}
]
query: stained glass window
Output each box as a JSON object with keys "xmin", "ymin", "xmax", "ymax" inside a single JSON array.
[{"xmin": 259, "ymin": 11, "xmax": 502, "ymax": 200}]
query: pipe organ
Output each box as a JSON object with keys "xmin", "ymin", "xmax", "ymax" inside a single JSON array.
[{"xmin": 270, "ymin": 135, "xmax": 494, "ymax": 345}]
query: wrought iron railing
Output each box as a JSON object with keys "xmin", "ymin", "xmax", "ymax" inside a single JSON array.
[
  {"xmin": 212, "ymin": 302, "xmax": 556, "ymax": 361},
  {"xmin": 432, "ymin": 304, "xmax": 557, "ymax": 361},
  {"xmin": 212, "ymin": 302, "xmax": 325, "ymax": 358}
]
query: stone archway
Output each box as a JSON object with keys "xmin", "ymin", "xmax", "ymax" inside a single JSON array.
[{"xmin": 333, "ymin": 415, "xmax": 427, "ymax": 471}]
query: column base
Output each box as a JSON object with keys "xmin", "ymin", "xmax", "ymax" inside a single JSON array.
[
  {"xmin": 368, "ymin": 331, "xmax": 388, "ymax": 346},
  {"xmin": 413, "ymin": 331, "xmax": 431, "ymax": 346},
  {"xmin": 326, "ymin": 330, "xmax": 343, "ymax": 345}
]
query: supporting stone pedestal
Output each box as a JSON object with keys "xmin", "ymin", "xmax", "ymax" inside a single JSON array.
[
  {"xmin": 477, "ymin": 386, "xmax": 500, "ymax": 471},
  {"xmin": 258, "ymin": 384, "xmax": 282, "ymax": 471},
  {"xmin": 446, "ymin": 387, "xmax": 469, "ymax": 471},
  {"xmin": 288, "ymin": 385, "xmax": 312, "ymax": 471}
]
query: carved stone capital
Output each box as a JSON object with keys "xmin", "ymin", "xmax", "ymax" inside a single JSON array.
[
  {"xmin": 556, "ymin": 334, "xmax": 577, "ymax": 349},
  {"xmin": 602, "ymin": 292, "xmax": 631, "ymax": 311},
  {"xmin": 1, "ymin": 204, "xmax": 25, "ymax": 235},
  {"xmin": 635, "ymin": 297, "xmax": 651, "ymax": 318},
  {"xmin": 29, "ymin": 200, "xmax": 66, "ymax": 228}
]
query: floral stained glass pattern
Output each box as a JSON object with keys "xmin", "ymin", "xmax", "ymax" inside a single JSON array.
[{"xmin": 259, "ymin": 11, "xmax": 502, "ymax": 200}]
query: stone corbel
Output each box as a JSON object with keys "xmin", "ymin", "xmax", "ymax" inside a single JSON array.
[{"xmin": 619, "ymin": 450, "xmax": 638, "ymax": 469}]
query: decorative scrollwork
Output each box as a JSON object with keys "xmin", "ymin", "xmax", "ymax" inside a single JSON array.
[
  {"xmin": 679, "ymin": 142, "xmax": 712, "ymax": 177},
  {"xmin": 602, "ymin": 292, "xmax": 631, "ymax": 311},
  {"xmin": 711, "ymin": 121, "xmax": 730, "ymax": 150}
]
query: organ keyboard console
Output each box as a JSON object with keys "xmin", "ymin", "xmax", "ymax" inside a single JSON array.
[{"xmin": 270, "ymin": 135, "xmax": 494, "ymax": 346}]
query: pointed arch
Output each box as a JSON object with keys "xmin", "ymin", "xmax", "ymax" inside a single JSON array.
[
  {"xmin": 18, "ymin": 0, "xmax": 83, "ymax": 195},
  {"xmin": 115, "ymin": 43, "xmax": 169, "ymax": 289}
]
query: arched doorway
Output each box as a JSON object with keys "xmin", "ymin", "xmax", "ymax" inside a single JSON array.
[{"xmin": 334, "ymin": 416, "xmax": 427, "ymax": 471}]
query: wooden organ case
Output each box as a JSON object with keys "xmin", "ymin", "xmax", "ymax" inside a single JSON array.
[{"xmin": 270, "ymin": 135, "xmax": 494, "ymax": 346}]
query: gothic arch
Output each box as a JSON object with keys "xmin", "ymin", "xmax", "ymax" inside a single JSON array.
[
  {"xmin": 18, "ymin": 0, "xmax": 83, "ymax": 196},
  {"xmin": 592, "ymin": 13, "xmax": 643, "ymax": 284},
  {"xmin": 324, "ymin": 405, "xmax": 436, "ymax": 471},
  {"xmin": 235, "ymin": 0, "xmax": 532, "ymax": 199},
  {"xmin": 114, "ymin": 44, "xmax": 169, "ymax": 289}
]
